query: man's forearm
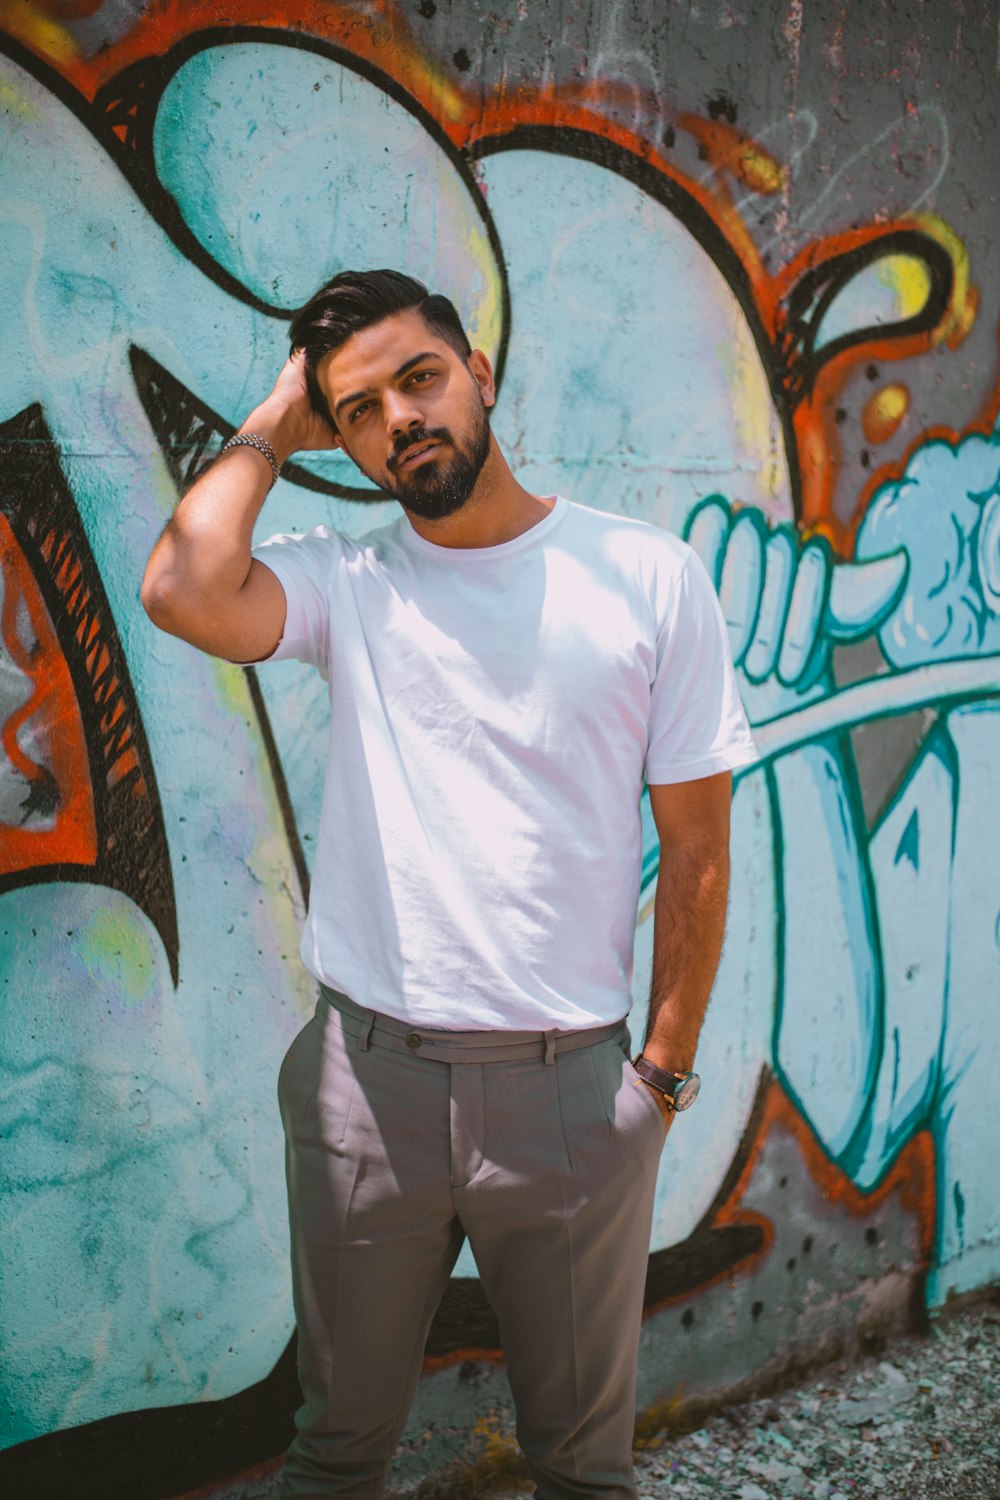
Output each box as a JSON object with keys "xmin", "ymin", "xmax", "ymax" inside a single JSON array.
[
  {"xmin": 642, "ymin": 837, "xmax": 730, "ymax": 1072},
  {"xmin": 141, "ymin": 396, "xmax": 302, "ymax": 624}
]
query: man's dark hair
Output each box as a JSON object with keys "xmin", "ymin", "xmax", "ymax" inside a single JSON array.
[{"xmin": 289, "ymin": 269, "xmax": 472, "ymax": 429}]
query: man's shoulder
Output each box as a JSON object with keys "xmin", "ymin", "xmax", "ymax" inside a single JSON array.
[
  {"xmin": 255, "ymin": 513, "xmax": 407, "ymax": 568},
  {"xmin": 560, "ymin": 499, "xmax": 693, "ymax": 577}
]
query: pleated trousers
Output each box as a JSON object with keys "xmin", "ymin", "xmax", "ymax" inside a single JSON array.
[{"xmin": 278, "ymin": 986, "xmax": 667, "ymax": 1500}]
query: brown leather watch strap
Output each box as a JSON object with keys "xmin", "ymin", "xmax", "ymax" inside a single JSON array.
[{"xmin": 632, "ymin": 1055, "xmax": 684, "ymax": 1096}]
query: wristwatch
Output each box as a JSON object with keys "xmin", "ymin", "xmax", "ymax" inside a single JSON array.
[{"xmin": 632, "ymin": 1055, "xmax": 701, "ymax": 1111}]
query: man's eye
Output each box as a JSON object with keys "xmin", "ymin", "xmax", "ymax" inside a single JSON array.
[
  {"xmin": 409, "ymin": 371, "xmax": 434, "ymax": 384},
  {"xmin": 348, "ymin": 403, "xmax": 372, "ymax": 422}
]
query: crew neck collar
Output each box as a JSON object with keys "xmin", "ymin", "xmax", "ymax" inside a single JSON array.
[{"xmin": 400, "ymin": 495, "xmax": 567, "ymax": 560}]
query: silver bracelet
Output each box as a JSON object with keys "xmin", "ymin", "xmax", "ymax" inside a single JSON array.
[{"xmin": 221, "ymin": 432, "xmax": 282, "ymax": 488}]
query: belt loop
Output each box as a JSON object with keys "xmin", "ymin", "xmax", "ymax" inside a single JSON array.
[
  {"xmin": 359, "ymin": 1011, "xmax": 375, "ymax": 1052},
  {"xmin": 543, "ymin": 1029, "xmax": 557, "ymax": 1066}
]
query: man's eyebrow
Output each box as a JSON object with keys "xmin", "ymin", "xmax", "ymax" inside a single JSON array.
[{"xmin": 333, "ymin": 352, "xmax": 443, "ymax": 418}]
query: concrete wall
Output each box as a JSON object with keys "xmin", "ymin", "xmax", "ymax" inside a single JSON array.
[{"xmin": 1, "ymin": 2, "xmax": 997, "ymax": 1495}]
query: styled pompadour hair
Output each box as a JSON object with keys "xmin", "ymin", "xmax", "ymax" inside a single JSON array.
[{"xmin": 289, "ymin": 269, "xmax": 472, "ymax": 429}]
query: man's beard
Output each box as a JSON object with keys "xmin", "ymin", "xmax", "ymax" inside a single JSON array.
[{"xmin": 375, "ymin": 393, "xmax": 491, "ymax": 521}]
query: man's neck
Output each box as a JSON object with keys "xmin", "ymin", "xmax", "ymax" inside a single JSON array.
[{"xmin": 404, "ymin": 454, "xmax": 554, "ymax": 550}]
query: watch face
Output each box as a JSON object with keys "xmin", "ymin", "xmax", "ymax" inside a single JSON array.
[{"xmin": 673, "ymin": 1074, "xmax": 701, "ymax": 1111}]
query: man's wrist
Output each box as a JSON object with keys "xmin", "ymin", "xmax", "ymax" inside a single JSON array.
[
  {"xmin": 641, "ymin": 1041, "xmax": 695, "ymax": 1074},
  {"xmin": 238, "ymin": 399, "xmax": 308, "ymax": 468}
]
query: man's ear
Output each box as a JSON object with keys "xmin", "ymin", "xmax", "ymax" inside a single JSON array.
[{"xmin": 468, "ymin": 349, "xmax": 496, "ymax": 407}]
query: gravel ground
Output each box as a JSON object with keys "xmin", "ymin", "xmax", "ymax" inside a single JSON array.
[{"xmin": 624, "ymin": 1301, "xmax": 1000, "ymax": 1499}]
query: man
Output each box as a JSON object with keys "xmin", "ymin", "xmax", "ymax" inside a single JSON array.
[{"xmin": 141, "ymin": 269, "xmax": 757, "ymax": 1499}]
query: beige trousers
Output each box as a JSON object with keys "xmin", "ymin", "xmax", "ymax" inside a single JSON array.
[{"xmin": 278, "ymin": 987, "xmax": 666, "ymax": 1500}]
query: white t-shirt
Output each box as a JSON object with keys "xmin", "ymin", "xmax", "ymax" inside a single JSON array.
[{"xmin": 253, "ymin": 496, "xmax": 757, "ymax": 1030}]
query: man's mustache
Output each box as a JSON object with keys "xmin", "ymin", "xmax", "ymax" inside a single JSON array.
[{"xmin": 387, "ymin": 426, "xmax": 452, "ymax": 471}]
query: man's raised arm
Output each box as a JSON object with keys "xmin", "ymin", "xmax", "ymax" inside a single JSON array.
[{"xmin": 140, "ymin": 353, "xmax": 336, "ymax": 663}]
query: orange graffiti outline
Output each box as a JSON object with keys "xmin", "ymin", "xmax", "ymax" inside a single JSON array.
[{"xmin": 4, "ymin": 1, "xmax": 980, "ymax": 556}]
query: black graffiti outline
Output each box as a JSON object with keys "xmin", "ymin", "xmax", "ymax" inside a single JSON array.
[
  {"xmin": 0, "ymin": 24, "xmax": 511, "ymax": 504},
  {"xmin": 128, "ymin": 344, "xmax": 363, "ymax": 500},
  {"xmin": 471, "ymin": 123, "xmax": 957, "ymax": 527},
  {"xmin": 779, "ymin": 229, "xmax": 955, "ymax": 404},
  {"xmin": 471, "ymin": 120, "xmax": 805, "ymax": 518},
  {"xmin": 0, "ymin": 406, "xmax": 179, "ymax": 983},
  {"xmin": 100, "ymin": 24, "xmax": 512, "ymax": 504}
]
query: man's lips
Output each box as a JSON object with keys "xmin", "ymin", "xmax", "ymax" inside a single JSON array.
[{"xmin": 397, "ymin": 439, "xmax": 442, "ymax": 469}]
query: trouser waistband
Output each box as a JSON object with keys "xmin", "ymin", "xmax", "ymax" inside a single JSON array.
[{"xmin": 318, "ymin": 984, "xmax": 629, "ymax": 1066}]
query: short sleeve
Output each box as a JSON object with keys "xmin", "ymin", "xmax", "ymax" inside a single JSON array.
[
  {"xmin": 251, "ymin": 526, "xmax": 339, "ymax": 673},
  {"xmin": 645, "ymin": 548, "xmax": 758, "ymax": 784}
]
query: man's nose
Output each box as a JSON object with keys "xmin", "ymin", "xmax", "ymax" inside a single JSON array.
[{"xmin": 383, "ymin": 389, "xmax": 424, "ymax": 437}]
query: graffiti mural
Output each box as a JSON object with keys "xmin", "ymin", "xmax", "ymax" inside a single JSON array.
[{"xmin": 1, "ymin": 2, "xmax": 998, "ymax": 1495}]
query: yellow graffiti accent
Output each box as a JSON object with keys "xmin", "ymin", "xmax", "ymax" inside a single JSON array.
[
  {"xmin": 677, "ymin": 113, "xmax": 787, "ymax": 199},
  {"xmin": 735, "ymin": 141, "xmax": 785, "ymax": 196},
  {"xmin": 714, "ymin": 336, "xmax": 788, "ymax": 518},
  {"xmin": 414, "ymin": 60, "xmax": 469, "ymax": 125},
  {"xmin": 876, "ymin": 253, "xmax": 933, "ymax": 321},
  {"xmin": 80, "ymin": 908, "xmax": 157, "ymax": 1003},
  {"xmin": 0, "ymin": 77, "xmax": 39, "ymax": 120},
  {"xmin": 912, "ymin": 213, "xmax": 978, "ymax": 350},
  {"xmin": 465, "ymin": 221, "xmax": 504, "ymax": 365},
  {"xmin": 862, "ymin": 382, "xmax": 910, "ymax": 445},
  {"xmin": 0, "ymin": 1, "xmax": 79, "ymax": 66},
  {"xmin": 212, "ymin": 655, "xmax": 257, "ymax": 718}
]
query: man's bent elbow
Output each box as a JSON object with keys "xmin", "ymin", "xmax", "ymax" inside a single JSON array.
[
  {"xmin": 140, "ymin": 568, "xmax": 202, "ymax": 640},
  {"xmin": 140, "ymin": 569, "xmax": 176, "ymax": 630}
]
